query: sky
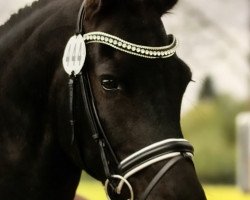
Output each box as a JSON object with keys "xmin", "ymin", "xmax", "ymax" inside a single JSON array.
[{"xmin": 0, "ymin": 0, "xmax": 249, "ymax": 112}]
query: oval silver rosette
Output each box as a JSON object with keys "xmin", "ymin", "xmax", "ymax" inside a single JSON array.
[{"xmin": 63, "ymin": 34, "xmax": 86, "ymax": 76}]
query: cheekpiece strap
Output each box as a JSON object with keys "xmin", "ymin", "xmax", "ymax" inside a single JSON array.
[{"xmin": 83, "ymin": 31, "xmax": 178, "ymax": 59}]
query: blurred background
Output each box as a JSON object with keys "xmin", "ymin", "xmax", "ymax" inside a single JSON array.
[
  {"xmin": 165, "ymin": 0, "xmax": 250, "ymax": 182},
  {"xmin": 1, "ymin": 0, "xmax": 249, "ymax": 199}
]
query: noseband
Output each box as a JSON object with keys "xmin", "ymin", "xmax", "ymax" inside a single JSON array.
[{"xmin": 62, "ymin": 2, "xmax": 194, "ymax": 200}]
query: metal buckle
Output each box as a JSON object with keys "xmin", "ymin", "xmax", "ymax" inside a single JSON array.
[{"xmin": 105, "ymin": 175, "xmax": 134, "ymax": 200}]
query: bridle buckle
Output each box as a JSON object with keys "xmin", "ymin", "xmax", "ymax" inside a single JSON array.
[{"xmin": 105, "ymin": 175, "xmax": 134, "ymax": 200}]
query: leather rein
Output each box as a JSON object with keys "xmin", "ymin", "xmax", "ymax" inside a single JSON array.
[{"xmin": 62, "ymin": 2, "xmax": 194, "ymax": 200}]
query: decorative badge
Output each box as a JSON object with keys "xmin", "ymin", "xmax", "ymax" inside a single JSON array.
[{"xmin": 62, "ymin": 34, "xmax": 86, "ymax": 76}]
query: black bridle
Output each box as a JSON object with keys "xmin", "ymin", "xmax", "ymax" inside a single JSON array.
[{"xmin": 63, "ymin": 1, "xmax": 194, "ymax": 199}]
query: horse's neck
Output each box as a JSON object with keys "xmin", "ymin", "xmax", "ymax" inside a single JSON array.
[
  {"xmin": 0, "ymin": 141, "xmax": 81, "ymax": 200},
  {"xmin": 0, "ymin": 0, "xmax": 82, "ymax": 199},
  {"xmin": 0, "ymin": 0, "xmax": 81, "ymax": 71}
]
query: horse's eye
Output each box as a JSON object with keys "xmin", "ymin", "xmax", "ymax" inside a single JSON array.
[{"xmin": 101, "ymin": 77, "xmax": 120, "ymax": 91}]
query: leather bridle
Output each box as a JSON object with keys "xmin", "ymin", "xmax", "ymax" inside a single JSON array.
[{"xmin": 62, "ymin": 1, "xmax": 194, "ymax": 200}]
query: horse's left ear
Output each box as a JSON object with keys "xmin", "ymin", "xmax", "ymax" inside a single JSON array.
[
  {"xmin": 144, "ymin": 0, "xmax": 178, "ymax": 15},
  {"xmin": 83, "ymin": 0, "xmax": 102, "ymax": 20},
  {"xmin": 83, "ymin": 0, "xmax": 116, "ymax": 20}
]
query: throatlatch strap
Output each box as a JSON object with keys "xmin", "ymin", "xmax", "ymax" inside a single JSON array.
[
  {"xmin": 68, "ymin": 73, "xmax": 76, "ymax": 144},
  {"xmin": 67, "ymin": 74, "xmax": 86, "ymax": 168}
]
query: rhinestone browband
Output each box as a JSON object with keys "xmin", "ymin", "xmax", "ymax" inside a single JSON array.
[{"xmin": 83, "ymin": 32, "xmax": 178, "ymax": 59}]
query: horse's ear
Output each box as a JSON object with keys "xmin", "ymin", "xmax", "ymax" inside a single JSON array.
[
  {"xmin": 145, "ymin": 0, "xmax": 178, "ymax": 15},
  {"xmin": 83, "ymin": 0, "xmax": 117, "ymax": 20},
  {"xmin": 83, "ymin": 0, "xmax": 102, "ymax": 20}
]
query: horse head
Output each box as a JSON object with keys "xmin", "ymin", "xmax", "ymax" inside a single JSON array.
[
  {"xmin": 0, "ymin": 0, "xmax": 206, "ymax": 199},
  {"xmin": 61, "ymin": 0, "xmax": 207, "ymax": 199}
]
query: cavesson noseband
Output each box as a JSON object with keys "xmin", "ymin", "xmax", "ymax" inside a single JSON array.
[{"xmin": 62, "ymin": 2, "xmax": 194, "ymax": 200}]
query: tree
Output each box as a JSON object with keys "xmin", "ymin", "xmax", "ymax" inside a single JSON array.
[{"xmin": 199, "ymin": 76, "xmax": 216, "ymax": 101}]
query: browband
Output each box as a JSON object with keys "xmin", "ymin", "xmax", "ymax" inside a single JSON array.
[
  {"xmin": 62, "ymin": 31, "xmax": 178, "ymax": 75},
  {"xmin": 83, "ymin": 31, "xmax": 178, "ymax": 59}
]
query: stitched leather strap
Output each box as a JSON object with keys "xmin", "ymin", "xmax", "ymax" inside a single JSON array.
[
  {"xmin": 78, "ymin": 71, "xmax": 119, "ymax": 177},
  {"xmin": 119, "ymin": 140, "xmax": 193, "ymax": 174},
  {"xmin": 139, "ymin": 155, "xmax": 184, "ymax": 200}
]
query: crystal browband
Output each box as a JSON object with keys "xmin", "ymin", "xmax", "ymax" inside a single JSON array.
[{"xmin": 83, "ymin": 31, "xmax": 178, "ymax": 59}]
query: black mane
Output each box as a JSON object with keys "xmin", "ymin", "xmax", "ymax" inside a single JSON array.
[{"xmin": 0, "ymin": 0, "xmax": 56, "ymax": 36}]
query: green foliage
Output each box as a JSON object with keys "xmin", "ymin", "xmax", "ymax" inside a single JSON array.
[
  {"xmin": 181, "ymin": 95, "xmax": 250, "ymax": 183},
  {"xmin": 77, "ymin": 181, "xmax": 250, "ymax": 200}
]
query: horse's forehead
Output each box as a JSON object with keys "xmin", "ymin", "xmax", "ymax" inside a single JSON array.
[
  {"xmin": 87, "ymin": 4, "xmax": 173, "ymax": 75},
  {"xmin": 105, "ymin": 9, "xmax": 161, "ymax": 30},
  {"xmin": 89, "ymin": 5, "xmax": 166, "ymax": 38},
  {"xmin": 90, "ymin": 21, "xmax": 168, "ymax": 52}
]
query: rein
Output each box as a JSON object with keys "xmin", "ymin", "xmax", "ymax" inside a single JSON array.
[{"xmin": 62, "ymin": 2, "xmax": 194, "ymax": 200}]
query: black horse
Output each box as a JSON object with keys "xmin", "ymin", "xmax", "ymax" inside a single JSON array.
[{"xmin": 0, "ymin": 0, "xmax": 206, "ymax": 200}]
